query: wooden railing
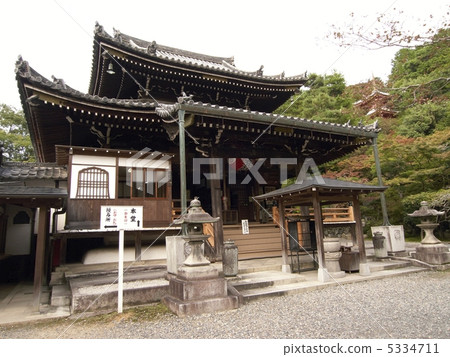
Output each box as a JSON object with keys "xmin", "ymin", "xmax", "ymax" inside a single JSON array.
[{"xmin": 272, "ymin": 206, "xmax": 355, "ymax": 225}]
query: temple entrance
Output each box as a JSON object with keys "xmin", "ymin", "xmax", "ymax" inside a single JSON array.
[{"xmin": 230, "ymin": 186, "xmax": 254, "ymax": 222}]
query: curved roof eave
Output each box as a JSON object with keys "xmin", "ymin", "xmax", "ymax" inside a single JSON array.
[
  {"xmin": 16, "ymin": 58, "xmax": 380, "ymax": 141},
  {"xmin": 89, "ymin": 23, "xmax": 308, "ymax": 89},
  {"xmin": 16, "ymin": 57, "xmax": 158, "ymax": 112},
  {"xmin": 179, "ymin": 101, "xmax": 381, "ymax": 138},
  {"xmin": 254, "ymin": 177, "xmax": 387, "ymax": 201}
]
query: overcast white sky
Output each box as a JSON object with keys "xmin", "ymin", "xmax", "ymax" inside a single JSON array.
[{"xmin": 1, "ymin": 0, "xmax": 448, "ymax": 109}]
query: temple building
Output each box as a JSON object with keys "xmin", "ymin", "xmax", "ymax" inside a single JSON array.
[{"xmin": 2, "ymin": 23, "xmax": 383, "ymax": 308}]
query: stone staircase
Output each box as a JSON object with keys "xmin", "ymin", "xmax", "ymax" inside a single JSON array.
[
  {"xmin": 228, "ymin": 256, "xmax": 428, "ymax": 303},
  {"xmin": 48, "ymin": 252, "xmax": 429, "ymax": 314},
  {"xmin": 229, "ymin": 270, "xmax": 307, "ymax": 302},
  {"xmin": 49, "ymin": 264, "xmax": 169, "ymax": 314}
]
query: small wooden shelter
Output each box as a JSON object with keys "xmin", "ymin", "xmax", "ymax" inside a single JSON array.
[{"xmin": 254, "ymin": 177, "xmax": 386, "ymax": 281}]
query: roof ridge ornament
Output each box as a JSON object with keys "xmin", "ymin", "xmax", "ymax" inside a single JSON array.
[
  {"xmin": 15, "ymin": 55, "xmax": 32, "ymax": 77},
  {"xmin": 94, "ymin": 22, "xmax": 108, "ymax": 37},
  {"xmin": 113, "ymin": 28, "xmax": 123, "ymax": 43},
  {"xmin": 147, "ymin": 41, "xmax": 157, "ymax": 55},
  {"xmin": 256, "ymin": 65, "xmax": 264, "ymax": 76},
  {"xmin": 51, "ymin": 75, "xmax": 67, "ymax": 90}
]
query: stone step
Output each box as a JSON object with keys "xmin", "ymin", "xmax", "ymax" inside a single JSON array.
[
  {"xmin": 237, "ymin": 265, "xmax": 428, "ymax": 303},
  {"xmin": 230, "ymin": 271, "xmax": 306, "ymax": 292},
  {"xmin": 238, "ymin": 281, "xmax": 312, "ymax": 302},
  {"xmin": 67, "ymin": 267, "xmax": 167, "ymax": 289},
  {"xmin": 51, "ymin": 284, "xmax": 71, "ymax": 307},
  {"xmin": 49, "ymin": 271, "xmax": 66, "ymax": 286},
  {"xmin": 368, "ymin": 259, "xmax": 412, "ymax": 272},
  {"xmin": 70, "ymin": 277, "xmax": 169, "ymax": 313}
]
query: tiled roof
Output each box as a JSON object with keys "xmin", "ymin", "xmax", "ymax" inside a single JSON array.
[
  {"xmin": 180, "ymin": 101, "xmax": 381, "ymax": 135},
  {"xmin": 95, "ymin": 23, "xmax": 306, "ymax": 81},
  {"xmin": 0, "ymin": 186, "xmax": 67, "ymax": 198},
  {"xmin": 15, "ymin": 57, "xmax": 158, "ymax": 109},
  {"xmin": 16, "ymin": 58, "xmax": 380, "ymax": 136},
  {"xmin": 254, "ymin": 177, "xmax": 386, "ymax": 200},
  {"xmin": 0, "ymin": 162, "xmax": 67, "ymax": 181}
]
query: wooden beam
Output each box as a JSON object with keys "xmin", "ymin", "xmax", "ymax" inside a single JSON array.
[{"xmin": 33, "ymin": 206, "xmax": 49, "ymax": 311}]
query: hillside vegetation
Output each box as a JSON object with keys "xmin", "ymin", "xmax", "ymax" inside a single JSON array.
[{"xmin": 277, "ymin": 28, "xmax": 449, "ymax": 238}]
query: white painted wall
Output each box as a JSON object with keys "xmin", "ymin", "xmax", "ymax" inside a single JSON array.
[
  {"xmin": 72, "ymin": 154, "xmax": 116, "ymax": 166},
  {"xmin": 5, "ymin": 205, "xmax": 33, "ymax": 255}
]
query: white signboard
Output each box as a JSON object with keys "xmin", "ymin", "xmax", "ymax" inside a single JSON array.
[
  {"xmin": 100, "ymin": 206, "xmax": 143, "ymax": 230},
  {"xmin": 241, "ymin": 219, "xmax": 249, "ymax": 235}
]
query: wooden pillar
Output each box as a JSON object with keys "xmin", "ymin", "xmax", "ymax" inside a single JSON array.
[
  {"xmin": 210, "ymin": 162, "xmax": 224, "ymax": 258},
  {"xmin": 33, "ymin": 206, "xmax": 49, "ymax": 311},
  {"xmin": 352, "ymin": 193, "xmax": 370, "ymax": 276},
  {"xmin": 312, "ymin": 190, "xmax": 329, "ymax": 282},
  {"xmin": 135, "ymin": 231, "xmax": 142, "ymax": 261},
  {"xmin": 373, "ymin": 137, "xmax": 390, "ymax": 225},
  {"xmin": 60, "ymin": 236, "xmax": 67, "ymax": 265},
  {"xmin": 278, "ymin": 199, "xmax": 291, "ymax": 273}
]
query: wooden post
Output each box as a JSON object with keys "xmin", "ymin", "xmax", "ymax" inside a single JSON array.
[
  {"xmin": 352, "ymin": 193, "xmax": 370, "ymax": 276},
  {"xmin": 135, "ymin": 230, "xmax": 142, "ymax": 261},
  {"xmin": 118, "ymin": 229, "xmax": 124, "ymax": 313},
  {"xmin": 60, "ymin": 236, "xmax": 67, "ymax": 265},
  {"xmin": 178, "ymin": 108, "xmax": 188, "ymax": 236},
  {"xmin": 312, "ymin": 190, "xmax": 329, "ymax": 282},
  {"xmin": 33, "ymin": 206, "xmax": 49, "ymax": 311},
  {"xmin": 210, "ymin": 170, "xmax": 224, "ymax": 258},
  {"xmin": 373, "ymin": 137, "xmax": 390, "ymax": 226},
  {"xmin": 278, "ymin": 200, "xmax": 291, "ymax": 273}
]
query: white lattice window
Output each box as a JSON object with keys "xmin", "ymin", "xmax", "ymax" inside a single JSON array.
[{"xmin": 76, "ymin": 167, "xmax": 110, "ymax": 199}]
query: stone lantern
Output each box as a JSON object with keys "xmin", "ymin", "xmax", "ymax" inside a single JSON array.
[
  {"xmin": 163, "ymin": 197, "xmax": 239, "ymax": 316},
  {"xmin": 174, "ymin": 197, "xmax": 219, "ymax": 267},
  {"xmin": 408, "ymin": 201, "xmax": 450, "ymax": 265}
]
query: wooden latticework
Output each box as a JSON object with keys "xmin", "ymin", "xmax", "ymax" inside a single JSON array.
[{"xmin": 75, "ymin": 167, "xmax": 110, "ymax": 199}]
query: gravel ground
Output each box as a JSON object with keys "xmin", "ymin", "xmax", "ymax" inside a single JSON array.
[{"xmin": 0, "ymin": 271, "xmax": 448, "ymax": 339}]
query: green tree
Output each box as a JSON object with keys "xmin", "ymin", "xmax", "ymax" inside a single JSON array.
[
  {"xmin": 0, "ymin": 104, "xmax": 35, "ymax": 162},
  {"xmin": 275, "ymin": 73, "xmax": 361, "ymax": 124},
  {"xmin": 389, "ymin": 28, "xmax": 450, "ymax": 108}
]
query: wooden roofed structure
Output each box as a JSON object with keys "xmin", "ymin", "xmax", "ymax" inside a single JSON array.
[
  {"xmin": 11, "ymin": 23, "xmax": 389, "ymax": 307},
  {"xmin": 255, "ymin": 177, "xmax": 387, "ymax": 280}
]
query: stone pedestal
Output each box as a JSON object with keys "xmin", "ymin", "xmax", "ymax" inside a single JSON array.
[
  {"xmin": 408, "ymin": 202, "xmax": 449, "ymax": 266},
  {"xmin": 163, "ymin": 265, "xmax": 239, "ymax": 317},
  {"xmin": 415, "ymin": 243, "xmax": 450, "ymax": 265},
  {"xmin": 414, "ymin": 223, "xmax": 450, "ymax": 265},
  {"xmin": 165, "ymin": 236, "xmax": 186, "ymax": 275},
  {"xmin": 323, "ymin": 238, "xmax": 345, "ymax": 279}
]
